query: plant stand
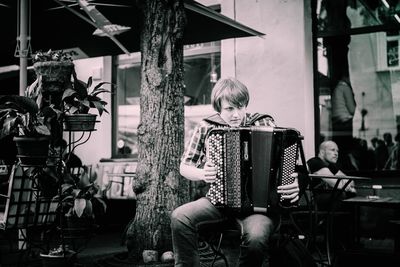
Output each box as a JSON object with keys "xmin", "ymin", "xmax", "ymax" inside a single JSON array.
[{"xmin": 56, "ymin": 128, "xmax": 98, "ymax": 254}]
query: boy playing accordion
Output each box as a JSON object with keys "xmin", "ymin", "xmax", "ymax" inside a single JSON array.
[{"xmin": 171, "ymin": 77, "xmax": 301, "ymax": 267}]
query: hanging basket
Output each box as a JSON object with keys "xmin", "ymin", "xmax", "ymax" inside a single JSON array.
[
  {"xmin": 33, "ymin": 61, "xmax": 74, "ymax": 93},
  {"xmin": 63, "ymin": 114, "xmax": 98, "ymax": 131},
  {"xmin": 13, "ymin": 136, "xmax": 50, "ymax": 166}
]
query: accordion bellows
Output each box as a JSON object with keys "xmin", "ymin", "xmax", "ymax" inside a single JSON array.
[{"xmin": 206, "ymin": 126, "xmax": 301, "ymax": 215}]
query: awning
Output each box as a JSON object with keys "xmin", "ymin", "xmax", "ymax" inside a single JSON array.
[{"xmin": 0, "ymin": 0, "xmax": 264, "ymax": 68}]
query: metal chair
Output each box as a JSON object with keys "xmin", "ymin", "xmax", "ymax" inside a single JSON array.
[
  {"xmin": 0, "ymin": 163, "xmax": 58, "ymax": 264},
  {"xmin": 198, "ymin": 213, "xmax": 308, "ymax": 267},
  {"xmin": 198, "ymin": 218, "xmax": 240, "ymax": 267}
]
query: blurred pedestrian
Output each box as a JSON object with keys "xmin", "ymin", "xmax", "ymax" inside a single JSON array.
[
  {"xmin": 373, "ymin": 138, "xmax": 389, "ymax": 170},
  {"xmin": 383, "ymin": 132, "xmax": 395, "ymax": 156},
  {"xmin": 385, "ymin": 133, "xmax": 400, "ymax": 170},
  {"xmin": 331, "ymin": 75, "xmax": 356, "ymax": 167}
]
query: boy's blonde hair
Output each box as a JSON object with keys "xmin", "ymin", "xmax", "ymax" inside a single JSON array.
[{"xmin": 211, "ymin": 77, "xmax": 250, "ymax": 112}]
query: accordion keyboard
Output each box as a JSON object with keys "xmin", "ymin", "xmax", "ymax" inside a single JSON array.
[
  {"xmin": 279, "ymin": 142, "xmax": 298, "ymax": 201},
  {"xmin": 207, "ymin": 130, "xmax": 243, "ymax": 208},
  {"xmin": 207, "ymin": 133, "xmax": 225, "ymax": 205},
  {"xmin": 225, "ymin": 132, "xmax": 242, "ymax": 208}
]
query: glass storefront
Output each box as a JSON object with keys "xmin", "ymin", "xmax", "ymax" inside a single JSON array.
[
  {"xmin": 314, "ymin": 0, "xmax": 400, "ymax": 172},
  {"xmin": 113, "ymin": 42, "xmax": 220, "ymax": 159}
]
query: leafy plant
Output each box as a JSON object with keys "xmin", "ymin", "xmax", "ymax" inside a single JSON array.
[
  {"xmin": 55, "ymin": 167, "xmax": 106, "ymax": 219},
  {"xmin": 62, "ymin": 75, "xmax": 112, "ymax": 116},
  {"xmin": 0, "ymin": 95, "xmax": 53, "ymax": 138},
  {"xmin": 32, "ymin": 49, "xmax": 76, "ymax": 63}
]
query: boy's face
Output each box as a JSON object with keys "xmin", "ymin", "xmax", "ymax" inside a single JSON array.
[{"xmin": 219, "ymin": 99, "xmax": 247, "ymax": 127}]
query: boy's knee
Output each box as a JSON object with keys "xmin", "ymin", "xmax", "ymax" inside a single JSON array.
[
  {"xmin": 242, "ymin": 226, "xmax": 272, "ymax": 252},
  {"xmin": 246, "ymin": 233, "xmax": 268, "ymax": 250},
  {"xmin": 171, "ymin": 207, "xmax": 188, "ymax": 229}
]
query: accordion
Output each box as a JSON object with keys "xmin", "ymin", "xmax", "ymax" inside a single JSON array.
[{"xmin": 206, "ymin": 126, "xmax": 301, "ymax": 215}]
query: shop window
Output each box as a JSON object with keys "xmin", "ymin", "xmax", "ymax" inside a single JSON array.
[
  {"xmin": 314, "ymin": 0, "xmax": 400, "ymax": 173},
  {"xmin": 113, "ymin": 42, "xmax": 220, "ymax": 159}
]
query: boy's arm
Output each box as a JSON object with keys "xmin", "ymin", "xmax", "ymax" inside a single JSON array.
[
  {"xmin": 180, "ymin": 161, "xmax": 217, "ymax": 183},
  {"xmin": 179, "ymin": 162, "xmax": 204, "ymax": 181}
]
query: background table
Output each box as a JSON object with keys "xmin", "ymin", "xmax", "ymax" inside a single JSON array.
[
  {"xmin": 342, "ymin": 196, "xmax": 400, "ymax": 254},
  {"xmin": 308, "ymin": 174, "xmax": 370, "ymax": 266}
]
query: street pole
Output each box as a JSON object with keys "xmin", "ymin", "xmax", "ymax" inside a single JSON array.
[{"xmin": 19, "ymin": 0, "xmax": 28, "ymax": 96}]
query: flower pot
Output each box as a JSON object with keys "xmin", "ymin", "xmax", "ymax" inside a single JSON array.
[
  {"xmin": 64, "ymin": 216, "xmax": 95, "ymax": 239},
  {"xmin": 33, "ymin": 61, "xmax": 74, "ymax": 93},
  {"xmin": 63, "ymin": 114, "xmax": 98, "ymax": 131},
  {"xmin": 13, "ymin": 136, "xmax": 50, "ymax": 166},
  {"xmin": 65, "ymin": 216, "xmax": 94, "ymax": 229},
  {"xmin": 63, "ymin": 216, "xmax": 96, "ymax": 251}
]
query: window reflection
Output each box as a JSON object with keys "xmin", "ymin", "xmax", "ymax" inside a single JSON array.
[
  {"xmin": 114, "ymin": 42, "xmax": 220, "ymax": 159},
  {"xmin": 315, "ymin": 0, "xmax": 400, "ymax": 172},
  {"xmin": 317, "ymin": 0, "xmax": 400, "ymax": 35}
]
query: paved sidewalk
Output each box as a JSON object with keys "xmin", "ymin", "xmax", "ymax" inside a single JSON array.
[{"xmin": 1, "ymin": 226, "xmax": 398, "ymax": 266}]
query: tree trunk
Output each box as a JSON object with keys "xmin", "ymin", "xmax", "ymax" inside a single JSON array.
[{"xmin": 126, "ymin": 0, "xmax": 189, "ymax": 260}]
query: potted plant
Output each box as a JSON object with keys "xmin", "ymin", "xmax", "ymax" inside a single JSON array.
[
  {"xmin": 55, "ymin": 166, "xmax": 107, "ymax": 232},
  {"xmin": 25, "ymin": 50, "xmax": 77, "ymax": 112},
  {"xmin": 32, "ymin": 49, "xmax": 76, "ymax": 93},
  {"xmin": 62, "ymin": 75, "xmax": 112, "ymax": 131},
  {"xmin": 0, "ymin": 95, "xmax": 58, "ymax": 166}
]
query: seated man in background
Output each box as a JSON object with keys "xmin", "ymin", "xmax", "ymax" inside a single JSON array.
[
  {"xmin": 307, "ymin": 140, "xmax": 356, "ymax": 248},
  {"xmin": 307, "ymin": 140, "xmax": 356, "ymax": 210}
]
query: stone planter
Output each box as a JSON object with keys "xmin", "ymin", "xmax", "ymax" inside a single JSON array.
[{"xmin": 33, "ymin": 61, "xmax": 74, "ymax": 94}]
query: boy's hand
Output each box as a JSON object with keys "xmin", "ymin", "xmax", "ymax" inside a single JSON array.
[
  {"xmin": 277, "ymin": 173, "xmax": 300, "ymax": 203},
  {"xmin": 202, "ymin": 161, "xmax": 217, "ymax": 183}
]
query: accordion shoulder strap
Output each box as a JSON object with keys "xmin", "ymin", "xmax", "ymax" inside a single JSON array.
[
  {"xmin": 204, "ymin": 113, "xmax": 274, "ymax": 127},
  {"xmin": 203, "ymin": 113, "xmax": 230, "ymax": 126},
  {"xmin": 246, "ymin": 113, "xmax": 274, "ymax": 126}
]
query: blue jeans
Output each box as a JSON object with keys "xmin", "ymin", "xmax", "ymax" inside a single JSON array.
[{"xmin": 171, "ymin": 197, "xmax": 278, "ymax": 267}]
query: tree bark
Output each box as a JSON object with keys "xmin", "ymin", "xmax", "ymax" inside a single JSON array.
[{"xmin": 126, "ymin": 0, "xmax": 189, "ymax": 260}]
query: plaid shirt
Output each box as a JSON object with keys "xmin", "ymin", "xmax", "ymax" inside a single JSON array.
[{"xmin": 181, "ymin": 113, "xmax": 276, "ymax": 168}]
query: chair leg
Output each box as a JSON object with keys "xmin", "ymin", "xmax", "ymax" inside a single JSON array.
[{"xmin": 210, "ymin": 232, "xmax": 229, "ymax": 267}]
